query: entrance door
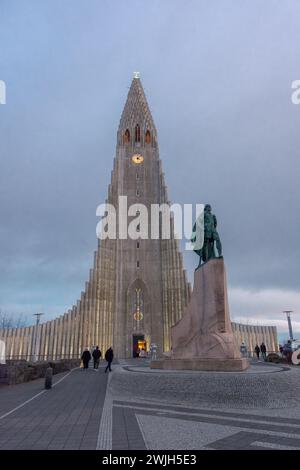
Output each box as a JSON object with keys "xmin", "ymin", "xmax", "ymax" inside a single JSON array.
[{"xmin": 133, "ymin": 334, "xmax": 146, "ymax": 357}]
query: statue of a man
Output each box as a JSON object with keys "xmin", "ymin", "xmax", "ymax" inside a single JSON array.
[
  {"xmin": 202, "ymin": 204, "xmax": 222, "ymax": 262},
  {"xmin": 192, "ymin": 204, "xmax": 222, "ymax": 268}
]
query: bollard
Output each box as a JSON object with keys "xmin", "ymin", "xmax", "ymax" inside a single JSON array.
[{"xmin": 45, "ymin": 365, "xmax": 53, "ymax": 389}]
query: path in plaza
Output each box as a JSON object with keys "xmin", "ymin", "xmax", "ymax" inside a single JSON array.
[
  {"xmin": 0, "ymin": 360, "xmax": 300, "ymax": 450},
  {"xmin": 0, "ymin": 365, "xmax": 108, "ymax": 450}
]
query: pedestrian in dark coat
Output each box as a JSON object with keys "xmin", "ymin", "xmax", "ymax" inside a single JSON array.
[
  {"xmin": 260, "ymin": 342, "xmax": 267, "ymax": 361},
  {"xmin": 92, "ymin": 346, "xmax": 102, "ymax": 369},
  {"xmin": 254, "ymin": 344, "xmax": 260, "ymax": 359},
  {"xmin": 105, "ymin": 347, "xmax": 114, "ymax": 373},
  {"xmin": 81, "ymin": 348, "xmax": 91, "ymax": 369}
]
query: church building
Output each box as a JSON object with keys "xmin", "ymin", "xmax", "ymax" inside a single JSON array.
[{"xmin": 0, "ymin": 76, "xmax": 278, "ymax": 360}]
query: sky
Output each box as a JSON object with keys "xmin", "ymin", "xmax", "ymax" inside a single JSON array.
[{"xmin": 0, "ymin": 0, "xmax": 300, "ymax": 338}]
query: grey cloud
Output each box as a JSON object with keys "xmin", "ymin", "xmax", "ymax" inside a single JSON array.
[{"xmin": 0, "ymin": 0, "xmax": 299, "ymax": 328}]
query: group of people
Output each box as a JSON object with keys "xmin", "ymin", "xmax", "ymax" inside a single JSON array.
[
  {"xmin": 240, "ymin": 341, "xmax": 268, "ymax": 360},
  {"xmin": 254, "ymin": 342, "xmax": 267, "ymax": 360},
  {"xmin": 279, "ymin": 341, "xmax": 299, "ymax": 363},
  {"xmin": 82, "ymin": 342, "xmax": 158, "ymax": 368},
  {"xmin": 134, "ymin": 343, "xmax": 157, "ymax": 360},
  {"xmin": 81, "ymin": 346, "xmax": 114, "ymax": 372}
]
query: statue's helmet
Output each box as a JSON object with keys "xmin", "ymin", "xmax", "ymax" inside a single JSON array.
[{"xmin": 204, "ymin": 204, "xmax": 211, "ymax": 211}]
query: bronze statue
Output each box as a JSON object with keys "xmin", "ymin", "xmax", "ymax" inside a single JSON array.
[{"xmin": 191, "ymin": 204, "xmax": 222, "ymax": 268}]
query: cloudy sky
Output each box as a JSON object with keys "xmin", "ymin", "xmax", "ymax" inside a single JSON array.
[{"xmin": 0, "ymin": 0, "xmax": 299, "ymax": 337}]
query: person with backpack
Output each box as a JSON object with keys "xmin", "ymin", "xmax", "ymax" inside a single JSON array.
[
  {"xmin": 260, "ymin": 342, "xmax": 267, "ymax": 361},
  {"xmin": 92, "ymin": 346, "xmax": 102, "ymax": 369}
]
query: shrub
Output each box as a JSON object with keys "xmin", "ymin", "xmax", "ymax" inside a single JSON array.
[{"xmin": 266, "ymin": 353, "xmax": 280, "ymax": 363}]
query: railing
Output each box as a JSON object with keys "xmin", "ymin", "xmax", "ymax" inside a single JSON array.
[{"xmin": 3, "ymin": 354, "xmax": 81, "ymax": 362}]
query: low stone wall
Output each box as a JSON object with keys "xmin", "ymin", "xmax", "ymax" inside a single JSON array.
[{"xmin": 0, "ymin": 359, "xmax": 80, "ymax": 385}]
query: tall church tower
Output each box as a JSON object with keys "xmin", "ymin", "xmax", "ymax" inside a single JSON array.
[{"xmin": 97, "ymin": 74, "xmax": 191, "ymax": 357}]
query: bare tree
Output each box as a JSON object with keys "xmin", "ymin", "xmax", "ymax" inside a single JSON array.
[
  {"xmin": 0, "ymin": 310, "xmax": 12, "ymax": 328},
  {"xmin": 0, "ymin": 310, "xmax": 30, "ymax": 329}
]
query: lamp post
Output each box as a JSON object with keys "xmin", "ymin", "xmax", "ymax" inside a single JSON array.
[
  {"xmin": 283, "ymin": 310, "xmax": 294, "ymax": 341},
  {"xmin": 33, "ymin": 313, "xmax": 44, "ymax": 362}
]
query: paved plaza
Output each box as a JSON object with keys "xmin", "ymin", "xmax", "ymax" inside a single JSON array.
[{"xmin": 0, "ymin": 360, "xmax": 299, "ymax": 450}]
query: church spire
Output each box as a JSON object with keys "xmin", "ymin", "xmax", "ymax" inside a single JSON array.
[{"xmin": 118, "ymin": 73, "xmax": 157, "ymax": 147}]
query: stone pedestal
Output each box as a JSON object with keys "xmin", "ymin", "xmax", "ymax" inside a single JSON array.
[{"xmin": 151, "ymin": 258, "xmax": 249, "ymax": 371}]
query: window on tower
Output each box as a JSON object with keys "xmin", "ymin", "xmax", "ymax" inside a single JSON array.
[
  {"xmin": 133, "ymin": 287, "xmax": 143, "ymax": 326},
  {"xmin": 145, "ymin": 130, "xmax": 151, "ymax": 144},
  {"xmin": 124, "ymin": 129, "xmax": 130, "ymax": 144},
  {"xmin": 135, "ymin": 124, "xmax": 141, "ymax": 143}
]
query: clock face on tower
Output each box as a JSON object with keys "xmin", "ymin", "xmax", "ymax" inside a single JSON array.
[{"xmin": 131, "ymin": 154, "xmax": 144, "ymax": 164}]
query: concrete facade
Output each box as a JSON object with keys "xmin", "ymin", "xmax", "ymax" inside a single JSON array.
[
  {"xmin": 231, "ymin": 322, "xmax": 278, "ymax": 355},
  {"xmin": 0, "ymin": 320, "xmax": 278, "ymax": 360}
]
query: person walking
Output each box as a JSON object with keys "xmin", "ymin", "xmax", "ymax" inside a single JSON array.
[
  {"xmin": 260, "ymin": 342, "xmax": 267, "ymax": 361},
  {"xmin": 92, "ymin": 346, "xmax": 101, "ymax": 369},
  {"xmin": 105, "ymin": 347, "xmax": 114, "ymax": 373},
  {"xmin": 150, "ymin": 343, "xmax": 157, "ymax": 361},
  {"xmin": 240, "ymin": 342, "xmax": 247, "ymax": 358},
  {"xmin": 254, "ymin": 344, "xmax": 260, "ymax": 360},
  {"xmin": 140, "ymin": 348, "xmax": 146, "ymax": 358},
  {"xmin": 81, "ymin": 348, "xmax": 91, "ymax": 369},
  {"xmin": 279, "ymin": 344, "xmax": 284, "ymax": 357}
]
